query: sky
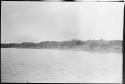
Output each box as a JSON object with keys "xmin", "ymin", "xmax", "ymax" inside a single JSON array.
[{"xmin": 1, "ymin": 1, "xmax": 124, "ymax": 43}]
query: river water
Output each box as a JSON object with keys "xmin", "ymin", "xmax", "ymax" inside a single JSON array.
[{"xmin": 1, "ymin": 48, "xmax": 122, "ymax": 83}]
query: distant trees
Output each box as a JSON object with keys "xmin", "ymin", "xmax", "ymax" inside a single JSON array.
[
  {"xmin": 1, "ymin": 39, "xmax": 122, "ymax": 52},
  {"xmin": 1, "ymin": 43, "xmax": 17, "ymax": 48}
]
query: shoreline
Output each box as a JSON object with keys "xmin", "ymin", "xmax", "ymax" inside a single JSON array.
[{"xmin": 1, "ymin": 47, "xmax": 122, "ymax": 53}]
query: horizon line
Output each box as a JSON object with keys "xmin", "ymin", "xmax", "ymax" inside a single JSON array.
[{"xmin": 1, "ymin": 39, "xmax": 123, "ymax": 44}]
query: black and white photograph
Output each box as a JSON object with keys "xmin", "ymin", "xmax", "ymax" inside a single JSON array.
[{"xmin": 1, "ymin": 1, "xmax": 124, "ymax": 83}]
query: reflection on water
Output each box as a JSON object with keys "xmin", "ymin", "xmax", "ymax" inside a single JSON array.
[{"xmin": 1, "ymin": 48, "xmax": 122, "ymax": 83}]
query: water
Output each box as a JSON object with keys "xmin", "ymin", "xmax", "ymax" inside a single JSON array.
[{"xmin": 1, "ymin": 48, "xmax": 122, "ymax": 83}]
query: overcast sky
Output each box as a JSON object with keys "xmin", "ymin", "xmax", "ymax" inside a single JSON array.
[{"xmin": 1, "ymin": 1, "xmax": 124, "ymax": 43}]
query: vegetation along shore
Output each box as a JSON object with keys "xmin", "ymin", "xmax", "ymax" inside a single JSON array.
[{"xmin": 1, "ymin": 39, "xmax": 122, "ymax": 53}]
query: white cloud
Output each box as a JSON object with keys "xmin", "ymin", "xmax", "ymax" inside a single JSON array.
[{"xmin": 1, "ymin": 2, "xmax": 123, "ymax": 43}]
